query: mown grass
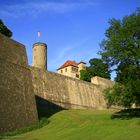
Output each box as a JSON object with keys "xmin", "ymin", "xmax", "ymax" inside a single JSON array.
[
  {"xmin": 2, "ymin": 109, "xmax": 140, "ymax": 140},
  {"xmin": 0, "ymin": 118, "xmax": 49, "ymax": 140}
]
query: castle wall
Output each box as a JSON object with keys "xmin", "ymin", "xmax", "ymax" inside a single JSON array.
[
  {"xmin": 0, "ymin": 33, "xmax": 115, "ymax": 132},
  {"xmin": 0, "ymin": 34, "xmax": 38, "ymax": 132},
  {"xmin": 31, "ymin": 67, "xmax": 107, "ymax": 109},
  {"xmin": 91, "ymin": 76, "xmax": 115, "ymax": 91},
  {"xmin": 0, "ymin": 33, "xmax": 28, "ymax": 66}
]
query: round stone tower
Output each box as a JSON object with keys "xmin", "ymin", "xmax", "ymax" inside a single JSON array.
[{"xmin": 32, "ymin": 42, "xmax": 47, "ymax": 70}]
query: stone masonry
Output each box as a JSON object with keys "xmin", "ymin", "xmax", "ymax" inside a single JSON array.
[{"xmin": 0, "ymin": 33, "xmax": 114, "ymax": 132}]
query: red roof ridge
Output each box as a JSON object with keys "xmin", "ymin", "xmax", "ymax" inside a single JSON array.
[{"xmin": 57, "ymin": 60, "xmax": 78, "ymax": 70}]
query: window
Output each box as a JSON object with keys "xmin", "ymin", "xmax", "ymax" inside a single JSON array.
[
  {"xmin": 61, "ymin": 70, "xmax": 63, "ymax": 73},
  {"xmin": 65, "ymin": 68, "xmax": 67, "ymax": 72},
  {"xmin": 71, "ymin": 67, "xmax": 78, "ymax": 72},
  {"xmin": 76, "ymin": 74, "xmax": 79, "ymax": 78},
  {"xmin": 83, "ymin": 66, "xmax": 86, "ymax": 69}
]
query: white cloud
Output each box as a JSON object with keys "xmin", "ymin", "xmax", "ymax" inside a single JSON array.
[
  {"xmin": 0, "ymin": 1, "xmax": 99, "ymax": 18},
  {"xmin": 48, "ymin": 38, "xmax": 90, "ymax": 71}
]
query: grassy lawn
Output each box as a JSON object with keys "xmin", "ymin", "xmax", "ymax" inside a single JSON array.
[{"xmin": 3, "ymin": 109, "xmax": 140, "ymax": 140}]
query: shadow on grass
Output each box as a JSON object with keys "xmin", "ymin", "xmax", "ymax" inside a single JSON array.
[
  {"xmin": 111, "ymin": 108, "xmax": 140, "ymax": 119},
  {"xmin": 0, "ymin": 96, "xmax": 65, "ymax": 139}
]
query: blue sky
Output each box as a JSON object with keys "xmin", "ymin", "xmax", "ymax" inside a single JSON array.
[{"xmin": 1, "ymin": 0, "xmax": 140, "ymax": 79}]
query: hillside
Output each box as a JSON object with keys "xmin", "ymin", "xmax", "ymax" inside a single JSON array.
[{"xmin": 3, "ymin": 109, "xmax": 140, "ymax": 140}]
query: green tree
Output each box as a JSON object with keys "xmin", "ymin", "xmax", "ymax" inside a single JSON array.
[
  {"xmin": 80, "ymin": 69, "xmax": 91, "ymax": 82},
  {"xmin": 100, "ymin": 8, "xmax": 140, "ymax": 108},
  {"xmin": 80, "ymin": 58, "xmax": 110, "ymax": 82},
  {"xmin": 0, "ymin": 19, "xmax": 12, "ymax": 37}
]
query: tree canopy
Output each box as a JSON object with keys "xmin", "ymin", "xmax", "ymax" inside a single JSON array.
[
  {"xmin": 80, "ymin": 58, "xmax": 110, "ymax": 82},
  {"xmin": 100, "ymin": 8, "xmax": 140, "ymax": 69},
  {"xmin": 0, "ymin": 19, "xmax": 12, "ymax": 37},
  {"xmin": 101, "ymin": 8, "xmax": 140, "ymax": 108}
]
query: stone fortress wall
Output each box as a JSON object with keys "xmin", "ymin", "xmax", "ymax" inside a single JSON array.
[
  {"xmin": 0, "ymin": 34, "xmax": 114, "ymax": 132},
  {"xmin": 31, "ymin": 68, "xmax": 108, "ymax": 109},
  {"xmin": 0, "ymin": 34, "xmax": 38, "ymax": 132}
]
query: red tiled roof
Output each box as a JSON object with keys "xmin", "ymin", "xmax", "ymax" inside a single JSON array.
[{"xmin": 57, "ymin": 60, "xmax": 78, "ymax": 70}]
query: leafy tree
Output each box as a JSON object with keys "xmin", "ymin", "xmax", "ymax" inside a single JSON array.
[
  {"xmin": 100, "ymin": 8, "xmax": 140, "ymax": 69},
  {"xmin": 89, "ymin": 58, "xmax": 110, "ymax": 79},
  {"xmin": 80, "ymin": 58, "xmax": 110, "ymax": 82},
  {"xmin": 100, "ymin": 8, "xmax": 140, "ymax": 108},
  {"xmin": 104, "ymin": 83, "xmax": 134, "ymax": 108},
  {"xmin": 0, "ymin": 19, "xmax": 12, "ymax": 37},
  {"xmin": 80, "ymin": 69, "xmax": 91, "ymax": 82}
]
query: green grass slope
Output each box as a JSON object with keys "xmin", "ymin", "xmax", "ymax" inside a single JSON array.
[{"xmin": 4, "ymin": 109, "xmax": 140, "ymax": 140}]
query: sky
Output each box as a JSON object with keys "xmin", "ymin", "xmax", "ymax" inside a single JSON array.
[{"xmin": 0, "ymin": 0, "xmax": 140, "ymax": 79}]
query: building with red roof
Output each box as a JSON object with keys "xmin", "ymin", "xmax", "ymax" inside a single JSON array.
[{"xmin": 57, "ymin": 60, "xmax": 86, "ymax": 79}]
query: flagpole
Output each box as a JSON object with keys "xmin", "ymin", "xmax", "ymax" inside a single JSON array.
[{"xmin": 38, "ymin": 31, "xmax": 41, "ymax": 42}]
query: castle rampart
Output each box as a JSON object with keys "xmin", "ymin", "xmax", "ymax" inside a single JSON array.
[
  {"xmin": 31, "ymin": 67, "xmax": 107, "ymax": 109},
  {"xmin": 0, "ymin": 33, "xmax": 114, "ymax": 132},
  {"xmin": 0, "ymin": 34, "xmax": 38, "ymax": 132}
]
